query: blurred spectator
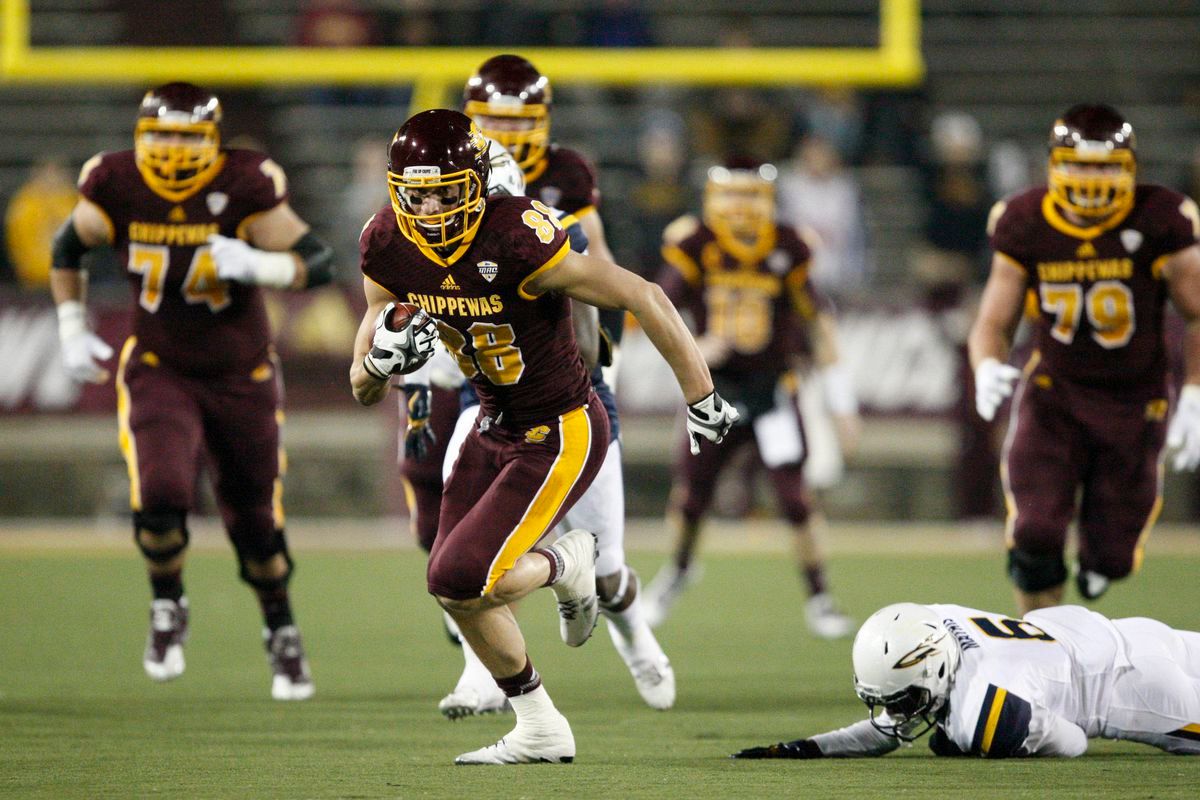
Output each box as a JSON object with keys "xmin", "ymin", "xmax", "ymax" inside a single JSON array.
[
  {"xmin": 295, "ymin": 0, "xmax": 381, "ymax": 47},
  {"xmin": 336, "ymin": 136, "xmax": 390, "ymax": 278},
  {"xmin": 913, "ymin": 111, "xmax": 999, "ymax": 522},
  {"xmin": 777, "ymin": 133, "xmax": 869, "ymax": 299},
  {"xmin": 4, "ymin": 158, "xmax": 77, "ymax": 290},
  {"xmin": 987, "ymin": 140, "xmax": 1033, "ymax": 200},
  {"xmin": 628, "ymin": 112, "xmax": 694, "ymax": 274},
  {"xmin": 914, "ymin": 110, "xmax": 993, "ymax": 300},
  {"xmin": 803, "ymin": 88, "xmax": 866, "ymax": 166},
  {"xmin": 688, "ymin": 88, "xmax": 791, "ymax": 166}
]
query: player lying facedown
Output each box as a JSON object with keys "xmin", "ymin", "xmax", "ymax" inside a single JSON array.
[{"xmin": 733, "ymin": 602, "xmax": 1200, "ymax": 759}]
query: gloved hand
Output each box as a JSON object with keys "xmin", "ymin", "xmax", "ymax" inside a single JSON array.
[
  {"xmin": 1167, "ymin": 384, "xmax": 1200, "ymax": 471},
  {"xmin": 730, "ymin": 739, "xmax": 823, "ymax": 759},
  {"xmin": 686, "ymin": 390, "xmax": 740, "ymax": 455},
  {"xmin": 208, "ymin": 233, "xmax": 297, "ymax": 289},
  {"xmin": 362, "ymin": 303, "xmax": 439, "ymax": 380},
  {"xmin": 403, "ymin": 383, "xmax": 436, "ymax": 461},
  {"xmin": 974, "ymin": 357, "xmax": 1021, "ymax": 421},
  {"xmin": 57, "ymin": 301, "xmax": 113, "ymax": 384}
]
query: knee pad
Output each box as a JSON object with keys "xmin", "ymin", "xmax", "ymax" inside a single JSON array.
[
  {"xmin": 133, "ymin": 510, "xmax": 189, "ymax": 563},
  {"xmin": 1007, "ymin": 548, "xmax": 1067, "ymax": 593},
  {"xmin": 234, "ymin": 529, "xmax": 293, "ymax": 592}
]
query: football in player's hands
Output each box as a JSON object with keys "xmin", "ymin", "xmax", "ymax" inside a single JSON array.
[
  {"xmin": 363, "ymin": 302, "xmax": 439, "ymax": 379},
  {"xmin": 383, "ymin": 302, "xmax": 422, "ymax": 333}
]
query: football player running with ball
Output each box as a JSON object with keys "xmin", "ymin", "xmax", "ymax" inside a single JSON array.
[
  {"xmin": 426, "ymin": 53, "xmax": 677, "ymax": 715},
  {"xmin": 733, "ymin": 602, "xmax": 1200, "ymax": 758},
  {"xmin": 350, "ymin": 109, "xmax": 736, "ymax": 764},
  {"xmin": 50, "ymin": 82, "xmax": 334, "ymax": 699},
  {"xmin": 968, "ymin": 104, "xmax": 1200, "ymax": 614}
]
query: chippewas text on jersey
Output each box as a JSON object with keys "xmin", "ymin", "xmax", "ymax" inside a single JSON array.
[
  {"xmin": 1037, "ymin": 258, "xmax": 1133, "ymax": 283},
  {"xmin": 128, "ymin": 222, "xmax": 219, "ymax": 246},
  {"xmin": 405, "ymin": 292, "xmax": 504, "ymax": 317}
]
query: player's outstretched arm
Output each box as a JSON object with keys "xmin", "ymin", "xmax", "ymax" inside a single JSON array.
[
  {"xmin": 733, "ymin": 719, "xmax": 902, "ymax": 759},
  {"xmin": 524, "ymin": 250, "xmax": 739, "ymax": 451},
  {"xmin": 525, "ymin": 250, "xmax": 712, "ymax": 403}
]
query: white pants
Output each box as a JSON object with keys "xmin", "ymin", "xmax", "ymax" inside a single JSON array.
[
  {"xmin": 1106, "ymin": 617, "xmax": 1200, "ymax": 753},
  {"xmin": 442, "ymin": 405, "xmax": 627, "ymax": 577}
]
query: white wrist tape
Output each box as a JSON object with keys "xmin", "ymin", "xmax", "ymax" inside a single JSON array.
[
  {"xmin": 57, "ymin": 300, "xmax": 87, "ymax": 341},
  {"xmin": 249, "ymin": 250, "xmax": 298, "ymax": 289}
]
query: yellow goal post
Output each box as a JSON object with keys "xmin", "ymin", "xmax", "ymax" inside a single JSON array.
[{"xmin": 2, "ymin": 0, "xmax": 922, "ymax": 111}]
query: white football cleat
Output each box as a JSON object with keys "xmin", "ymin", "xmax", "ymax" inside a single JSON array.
[
  {"xmin": 641, "ymin": 562, "xmax": 702, "ymax": 629},
  {"xmin": 264, "ymin": 625, "xmax": 315, "ymax": 701},
  {"xmin": 805, "ymin": 593, "xmax": 854, "ymax": 640},
  {"xmin": 143, "ymin": 598, "xmax": 188, "ymax": 682},
  {"xmin": 548, "ymin": 530, "xmax": 599, "ymax": 647},
  {"xmin": 454, "ymin": 714, "xmax": 576, "ymax": 765},
  {"xmin": 605, "ymin": 617, "xmax": 675, "ymax": 710},
  {"xmin": 439, "ymin": 685, "xmax": 512, "ymax": 721}
]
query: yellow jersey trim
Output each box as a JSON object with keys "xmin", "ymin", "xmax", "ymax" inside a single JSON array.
[
  {"xmin": 517, "ymin": 240, "xmax": 573, "ymax": 301},
  {"xmin": 482, "ymin": 405, "xmax": 593, "ymax": 595}
]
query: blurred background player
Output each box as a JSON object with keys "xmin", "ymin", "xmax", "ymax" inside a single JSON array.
[
  {"xmin": 968, "ymin": 104, "xmax": 1200, "ymax": 614},
  {"xmin": 49, "ymin": 82, "xmax": 334, "ymax": 699},
  {"xmin": 641, "ymin": 158, "xmax": 859, "ymax": 639},
  {"xmin": 350, "ymin": 109, "xmax": 734, "ymax": 764},
  {"xmin": 733, "ymin": 601, "xmax": 1200, "ymax": 758},
  {"xmin": 457, "ymin": 54, "xmax": 676, "ymax": 710}
]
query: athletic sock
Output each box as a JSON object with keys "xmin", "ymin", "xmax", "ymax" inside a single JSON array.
[
  {"xmin": 150, "ymin": 570, "xmax": 184, "ymax": 602},
  {"xmin": 257, "ymin": 589, "xmax": 295, "ymax": 632},
  {"xmin": 803, "ymin": 566, "xmax": 827, "ymax": 597},
  {"xmin": 533, "ymin": 547, "xmax": 563, "ymax": 586},
  {"xmin": 495, "ymin": 656, "xmax": 542, "ymax": 698}
]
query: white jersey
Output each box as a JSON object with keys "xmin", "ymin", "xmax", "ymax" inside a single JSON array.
[{"xmin": 811, "ymin": 604, "xmax": 1200, "ymax": 758}]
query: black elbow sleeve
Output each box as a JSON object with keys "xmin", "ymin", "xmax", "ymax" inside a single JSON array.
[
  {"xmin": 51, "ymin": 220, "xmax": 89, "ymax": 270},
  {"xmin": 292, "ymin": 231, "xmax": 334, "ymax": 288}
]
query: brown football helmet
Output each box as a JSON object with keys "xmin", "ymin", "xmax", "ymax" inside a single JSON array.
[
  {"xmin": 703, "ymin": 156, "xmax": 779, "ymax": 259},
  {"xmin": 463, "ymin": 54, "xmax": 552, "ymax": 180},
  {"xmin": 1047, "ymin": 104, "xmax": 1136, "ymax": 219},
  {"xmin": 134, "ymin": 82, "xmax": 223, "ymax": 202},
  {"xmin": 387, "ymin": 109, "xmax": 491, "ymax": 255}
]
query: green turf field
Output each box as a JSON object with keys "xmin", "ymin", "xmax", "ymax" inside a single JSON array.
[{"xmin": 1, "ymin": 534, "xmax": 1198, "ymax": 799}]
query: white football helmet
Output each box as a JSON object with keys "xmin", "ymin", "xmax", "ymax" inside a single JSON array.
[
  {"xmin": 851, "ymin": 603, "xmax": 960, "ymax": 741},
  {"xmin": 485, "ymin": 137, "xmax": 526, "ymax": 197}
]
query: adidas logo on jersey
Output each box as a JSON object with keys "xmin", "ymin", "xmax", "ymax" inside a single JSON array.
[{"xmin": 441, "ymin": 274, "xmax": 461, "ymax": 291}]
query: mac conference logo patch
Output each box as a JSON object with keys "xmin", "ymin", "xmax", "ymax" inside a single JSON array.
[
  {"xmin": 206, "ymin": 192, "xmax": 228, "ymax": 216},
  {"xmin": 477, "ymin": 261, "xmax": 498, "ymax": 282}
]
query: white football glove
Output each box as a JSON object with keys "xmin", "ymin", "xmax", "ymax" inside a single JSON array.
[
  {"xmin": 57, "ymin": 301, "xmax": 113, "ymax": 384},
  {"xmin": 208, "ymin": 233, "xmax": 297, "ymax": 289},
  {"xmin": 686, "ymin": 390, "xmax": 740, "ymax": 455},
  {"xmin": 974, "ymin": 357, "xmax": 1021, "ymax": 421},
  {"xmin": 1167, "ymin": 384, "xmax": 1200, "ymax": 472},
  {"xmin": 362, "ymin": 303, "xmax": 439, "ymax": 380}
]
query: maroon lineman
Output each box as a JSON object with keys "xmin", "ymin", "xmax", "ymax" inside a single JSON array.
[
  {"xmin": 641, "ymin": 159, "xmax": 859, "ymax": 639},
  {"xmin": 50, "ymin": 82, "xmax": 333, "ymax": 699},
  {"xmin": 350, "ymin": 109, "xmax": 734, "ymax": 764},
  {"xmin": 969, "ymin": 104, "xmax": 1200, "ymax": 614}
]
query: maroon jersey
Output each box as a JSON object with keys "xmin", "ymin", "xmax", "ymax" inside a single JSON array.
[
  {"xmin": 658, "ymin": 222, "xmax": 819, "ymax": 378},
  {"xmin": 360, "ymin": 195, "xmax": 591, "ymax": 429},
  {"xmin": 526, "ymin": 144, "xmax": 600, "ymax": 219},
  {"xmin": 78, "ymin": 148, "xmax": 287, "ymax": 376},
  {"xmin": 990, "ymin": 184, "xmax": 1199, "ymax": 396}
]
